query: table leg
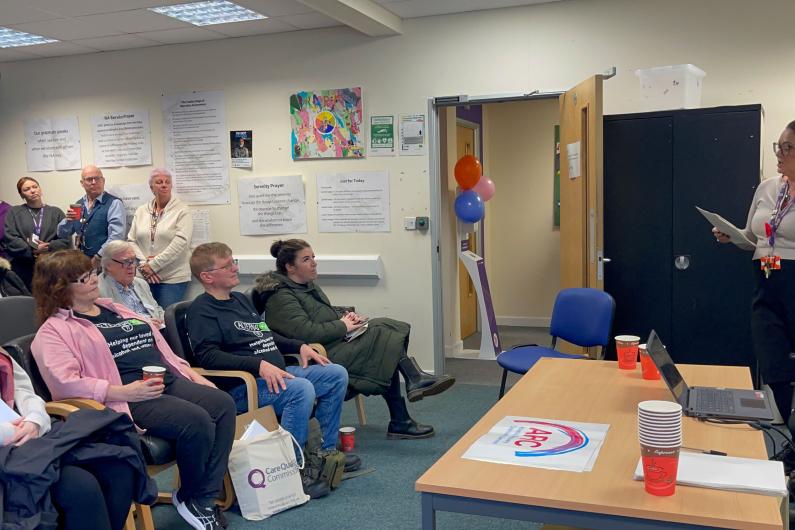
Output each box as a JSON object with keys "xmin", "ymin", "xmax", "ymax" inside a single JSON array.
[{"xmin": 422, "ymin": 493, "xmax": 436, "ymax": 530}]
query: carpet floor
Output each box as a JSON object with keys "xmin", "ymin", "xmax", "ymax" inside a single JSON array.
[{"xmin": 151, "ymin": 383, "xmax": 543, "ymax": 529}]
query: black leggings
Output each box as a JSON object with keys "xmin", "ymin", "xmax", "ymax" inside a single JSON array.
[{"xmin": 51, "ymin": 459, "xmax": 135, "ymax": 530}]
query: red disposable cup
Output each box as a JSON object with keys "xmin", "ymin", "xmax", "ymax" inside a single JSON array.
[
  {"xmin": 339, "ymin": 426, "xmax": 356, "ymax": 452},
  {"xmin": 639, "ymin": 345, "xmax": 661, "ymax": 380},
  {"xmin": 640, "ymin": 444, "xmax": 679, "ymax": 496},
  {"xmin": 142, "ymin": 366, "xmax": 165, "ymax": 383},
  {"xmin": 69, "ymin": 204, "xmax": 82, "ymax": 219},
  {"xmin": 615, "ymin": 335, "xmax": 640, "ymax": 370}
]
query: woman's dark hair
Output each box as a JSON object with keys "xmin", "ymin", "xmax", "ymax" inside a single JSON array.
[
  {"xmin": 787, "ymin": 120, "xmax": 795, "ymax": 134},
  {"xmin": 16, "ymin": 177, "xmax": 39, "ymax": 198},
  {"xmin": 32, "ymin": 250, "xmax": 92, "ymax": 325},
  {"xmin": 270, "ymin": 239, "xmax": 311, "ymax": 274}
]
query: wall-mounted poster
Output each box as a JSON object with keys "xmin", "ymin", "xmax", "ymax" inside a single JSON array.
[
  {"xmin": 230, "ymin": 130, "xmax": 252, "ymax": 168},
  {"xmin": 24, "ymin": 116, "xmax": 81, "ymax": 171},
  {"xmin": 316, "ymin": 170, "xmax": 389, "ymax": 232},
  {"xmin": 290, "ymin": 87, "xmax": 364, "ymax": 159},
  {"xmin": 91, "ymin": 110, "xmax": 152, "ymax": 168},
  {"xmin": 369, "ymin": 115, "xmax": 395, "ymax": 156},
  {"xmin": 238, "ymin": 175, "xmax": 307, "ymax": 235}
]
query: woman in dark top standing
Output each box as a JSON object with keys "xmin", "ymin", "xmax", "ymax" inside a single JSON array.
[{"xmin": 3, "ymin": 177, "xmax": 71, "ymax": 288}]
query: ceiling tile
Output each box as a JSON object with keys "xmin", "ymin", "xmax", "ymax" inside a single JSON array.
[
  {"xmin": 22, "ymin": 0, "xmax": 189, "ymax": 18},
  {"xmin": 210, "ymin": 17, "xmax": 297, "ymax": 37},
  {"xmin": 0, "ymin": 47, "xmax": 43, "ymax": 63},
  {"xmin": 279, "ymin": 12, "xmax": 341, "ymax": 30},
  {"xmin": 23, "ymin": 41, "xmax": 100, "ymax": 57},
  {"xmin": 0, "ymin": 1, "xmax": 59, "ymax": 26},
  {"xmin": 234, "ymin": 0, "xmax": 315, "ymax": 18},
  {"xmin": 73, "ymin": 34, "xmax": 162, "ymax": 51},
  {"xmin": 136, "ymin": 26, "xmax": 227, "ymax": 44},
  {"xmin": 10, "ymin": 18, "xmax": 124, "ymax": 40},
  {"xmin": 76, "ymin": 9, "xmax": 192, "ymax": 34}
]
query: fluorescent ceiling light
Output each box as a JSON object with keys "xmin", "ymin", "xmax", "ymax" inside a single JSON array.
[
  {"xmin": 0, "ymin": 27, "xmax": 58, "ymax": 48},
  {"xmin": 149, "ymin": 0, "xmax": 266, "ymax": 26}
]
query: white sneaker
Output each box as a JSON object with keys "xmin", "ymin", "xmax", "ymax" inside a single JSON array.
[{"xmin": 172, "ymin": 491, "xmax": 221, "ymax": 530}]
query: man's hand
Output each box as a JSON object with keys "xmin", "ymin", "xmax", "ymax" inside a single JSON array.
[
  {"xmin": 65, "ymin": 209, "xmax": 79, "ymax": 222},
  {"xmin": 340, "ymin": 313, "xmax": 365, "ymax": 333},
  {"xmin": 299, "ymin": 344, "xmax": 331, "ymax": 369},
  {"xmin": 9, "ymin": 419, "xmax": 39, "ymax": 446},
  {"xmin": 258, "ymin": 361, "xmax": 294, "ymax": 394}
]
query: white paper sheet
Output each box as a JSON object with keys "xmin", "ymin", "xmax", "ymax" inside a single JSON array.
[
  {"xmin": 238, "ymin": 175, "xmax": 307, "ymax": 235},
  {"xmin": 399, "ymin": 114, "xmax": 426, "ymax": 156},
  {"xmin": 191, "ymin": 209, "xmax": 211, "ymax": 247},
  {"xmin": 695, "ymin": 206, "xmax": 756, "ymax": 250},
  {"xmin": 566, "ymin": 141, "xmax": 581, "ymax": 179},
  {"xmin": 240, "ymin": 420, "xmax": 269, "ymax": 441},
  {"xmin": 91, "ymin": 110, "xmax": 152, "ymax": 167},
  {"xmin": 633, "ymin": 451, "xmax": 786, "ymax": 496},
  {"xmin": 162, "ymin": 90, "xmax": 229, "ymax": 205},
  {"xmin": 107, "ymin": 183, "xmax": 152, "ymax": 229},
  {"xmin": 24, "ymin": 116, "xmax": 81, "ymax": 172},
  {"xmin": 462, "ymin": 416, "xmax": 610, "ymax": 473},
  {"xmin": 316, "ymin": 171, "xmax": 390, "ymax": 232},
  {"xmin": 0, "ymin": 401, "xmax": 20, "ymax": 423}
]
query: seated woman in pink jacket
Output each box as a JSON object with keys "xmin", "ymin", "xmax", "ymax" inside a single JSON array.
[{"xmin": 30, "ymin": 250, "xmax": 235, "ymax": 530}]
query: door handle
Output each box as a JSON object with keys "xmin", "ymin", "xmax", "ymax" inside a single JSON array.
[
  {"xmin": 674, "ymin": 255, "xmax": 690, "ymax": 270},
  {"xmin": 602, "ymin": 257, "xmax": 611, "ymax": 263}
]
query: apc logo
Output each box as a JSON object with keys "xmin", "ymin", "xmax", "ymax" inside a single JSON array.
[{"xmin": 511, "ymin": 419, "xmax": 589, "ymax": 457}]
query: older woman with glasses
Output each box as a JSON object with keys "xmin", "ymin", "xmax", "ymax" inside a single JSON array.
[
  {"xmin": 713, "ymin": 120, "xmax": 795, "ymax": 430},
  {"xmin": 30, "ymin": 250, "xmax": 235, "ymax": 530},
  {"xmin": 128, "ymin": 168, "xmax": 192, "ymax": 309},
  {"xmin": 99, "ymin": 240, "xmax": 165, "ymax": 328}
]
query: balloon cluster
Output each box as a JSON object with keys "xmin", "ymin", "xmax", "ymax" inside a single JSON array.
[{"xmin": 453, "ymin": 155, "xmax": 495, "ymax": 223}]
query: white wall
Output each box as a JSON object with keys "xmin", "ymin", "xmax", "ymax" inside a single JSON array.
[{"xmin": 1, "ymin": 0, "xmax": 793, "ymax": 370}]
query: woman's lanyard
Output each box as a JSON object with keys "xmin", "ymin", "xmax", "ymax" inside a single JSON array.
[
  {"xmin": 26, "ymin": 206, "xmax": 44, "ymax": 238},
  {"xmin": 149, "ymin": 200, "xmax": 163, "ymax": 257},
  {"xmin": 762, "ymin": 179, "xmax": 794, "ymax": 278}
]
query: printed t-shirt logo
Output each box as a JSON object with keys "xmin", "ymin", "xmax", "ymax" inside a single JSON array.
[
  {"xmin": 511, "ymin": 419, "xmax": 589, "ymax": 457},
  {"xmin": 95, "ymin": 318, "xmax": 146, "ymax": 333},
  {"xmin": 234, "ymin": 321, "xmax": 270, "ymax": 338}
]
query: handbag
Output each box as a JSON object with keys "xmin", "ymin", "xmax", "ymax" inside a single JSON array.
[{"xmin": 228, "ymin": 426, "xmax": 310, "ymax": 520}]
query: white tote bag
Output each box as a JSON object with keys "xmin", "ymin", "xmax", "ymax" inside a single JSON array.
[{"xmin": 228, "ymin": 426, "xmax": 310, "ymax": 520}]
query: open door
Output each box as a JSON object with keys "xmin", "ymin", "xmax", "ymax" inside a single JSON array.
[
  {"xmin": 457, "ymin": 123, "xmax": 478, "ymax": 340},
  {"xmin": 559, "ymin": 75, "xmax": 605, "ymax": 290}
]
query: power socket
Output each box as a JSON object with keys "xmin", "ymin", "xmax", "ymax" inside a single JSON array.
[{"xmin": 404, "ymin": 216, "xmax": 417, "ymax": 230}]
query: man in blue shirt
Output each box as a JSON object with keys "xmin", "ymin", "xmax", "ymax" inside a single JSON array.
[{"xmin": 58, "ymin": 165, "xmax": 125, "ymax": 268}]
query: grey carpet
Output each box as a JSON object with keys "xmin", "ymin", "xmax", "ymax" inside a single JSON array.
[{"xmin": 151, "ymin": 383, "xmax": 543, "ymax": 529}]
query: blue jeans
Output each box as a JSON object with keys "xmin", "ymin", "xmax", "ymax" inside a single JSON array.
[
  {"xmin": 149, "ymin": 281, "xmax": 190, "ymax": 310},
  {"xmin": 229, "ymin": 363, "xmax": 348, "ymax": 451}
]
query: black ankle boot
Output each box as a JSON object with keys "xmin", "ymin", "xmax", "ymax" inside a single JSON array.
[
  {"xmin": 397, "ymin": 356, "xmax": 455, "ymax": 402},
  {"xmin": 387, "ymin": 419, "xmax": 435, "ymax": 439}
]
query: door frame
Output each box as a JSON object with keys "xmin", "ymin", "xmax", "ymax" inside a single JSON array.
[
  {"xmin": 456, "ymin": 117, "xmax": 482, "ymax": 339},
  {"xmin": 427, "ymin": 91, "xmax": 563, "ymax": 374}
]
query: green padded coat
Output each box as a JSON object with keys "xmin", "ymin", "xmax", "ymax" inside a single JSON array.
[{"xmin": 254, "ymin": 271, "xmax": 408, "ymax": 395}]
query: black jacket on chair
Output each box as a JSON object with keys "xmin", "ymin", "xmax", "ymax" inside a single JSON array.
[
  {"xmin": 0, "ymin": 258, "xmax": 30, "ymax": 297},
  {"xmin": 0, "ymin": 408, "xmax": 157, "ymax": 529}
]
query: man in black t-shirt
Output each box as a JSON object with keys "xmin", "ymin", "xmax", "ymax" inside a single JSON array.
[{"xmin": 187, "ymin": 243, "xmax": 357, "ymax": 498}]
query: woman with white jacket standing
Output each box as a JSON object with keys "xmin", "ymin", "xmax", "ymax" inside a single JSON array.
[{"xmin": 128, "ymin": 168, "xmax": 192, "ymax": 309}]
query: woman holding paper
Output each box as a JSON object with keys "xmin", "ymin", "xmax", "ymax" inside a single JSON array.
[
  {"xmin": 713, "ymin": 120, "xmax": 795, "ymax": 426},
  {"xmin": 127, "ymin": 168, "xmax": 192, "ymax": 309},
  {"xmin": 255, "ymin": 239, "xmax": 455, "ymax": 440}
]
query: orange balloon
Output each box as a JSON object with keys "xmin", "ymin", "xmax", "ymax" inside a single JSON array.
[{"xmin": 454, "ymin": 155, "xmax": 482, "ymax": 190}]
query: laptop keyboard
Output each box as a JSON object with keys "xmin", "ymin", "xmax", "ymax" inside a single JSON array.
[{"xmin": 695, "ymin": 388, "xmax": 735, "ymax": 414}]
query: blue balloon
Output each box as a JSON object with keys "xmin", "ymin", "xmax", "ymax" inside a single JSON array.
[{"xmin": 455, "ymin": 190, "xmax": 484, "ymax": 223}]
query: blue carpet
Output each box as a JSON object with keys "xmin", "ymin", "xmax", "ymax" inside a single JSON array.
[{"xmin": 152, "ymin": 384, "xmax": 543, "ymax": 529}]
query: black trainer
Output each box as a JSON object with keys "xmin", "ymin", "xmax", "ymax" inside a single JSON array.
[{"xmin": 173, "ymin": 498, "xmax": 222, "ymax": 530}]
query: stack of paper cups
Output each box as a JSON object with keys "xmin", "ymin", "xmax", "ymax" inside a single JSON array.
[{"xmin": 638, "ymin": 400, "xmax": 682, "ymax": 496}]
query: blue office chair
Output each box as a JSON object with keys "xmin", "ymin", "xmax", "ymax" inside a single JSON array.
[{"xmin": 497, "ymin": 288, "xmax": 615, "ymax": 398}]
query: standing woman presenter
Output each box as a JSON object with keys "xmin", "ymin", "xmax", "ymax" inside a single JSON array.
[{"xmin": 714, "ymin": 120, "xmax": 795, "ymax": 426}]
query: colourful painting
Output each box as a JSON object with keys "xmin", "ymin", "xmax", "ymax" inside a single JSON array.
[{"xmin": 290, "ymin": 87, "xmax": 364, "ymax": 159}]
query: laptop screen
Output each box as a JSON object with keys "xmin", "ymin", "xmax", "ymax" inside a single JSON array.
[{"xmin": 646, "ymin": 330, "xmax": 689, "ymax": 408}]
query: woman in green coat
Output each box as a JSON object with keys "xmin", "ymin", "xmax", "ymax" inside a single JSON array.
[{"xmin": 255, "ymin": 239, "xmax": 455, "ymax": 439}]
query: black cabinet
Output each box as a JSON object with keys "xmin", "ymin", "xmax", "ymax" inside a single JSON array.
[{"xmin": 604, "ymin": 105, "xmax": 762, "ymax": 372}]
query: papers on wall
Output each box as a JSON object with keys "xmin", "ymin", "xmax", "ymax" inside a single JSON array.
[
  {"xmin": 230, "ymin": 130, "xmax": 252, "ymax": 168},
  {"xmin": 399, "ymin": 114, "xmax": 426, "ymax": 156},
  {"xmin": 566, "ymin": 141, "xmax": 581, "ymax": 179},
  {"xmin": 24, "ymin": 116, "xmax": 81, "ymax": 172},
  {"xmin": 369, "ymin": 115, "xmax": 395, "ymax": 156},
  {"xmin": 238, "ymin": 175, "xmax": 307, "ymax": 236},
  {"xmin": 191, "ymin": 209, "xmax": 211, "ymax": 247},
  {"xmin": 91, "ymin": 110, "xmax": 152, "ymax": 167},
  {"xmin": 462, "ymin": 416, "xmax": 610, "ymax": 473},
  {"xmin": 695, "ymin": 206, "xmax": 756, "ymax": 250},
  {"xmin": 162, "ymin": 90, "xmax": 229, "ymax": 205},
  {"xmin": 316, "ymin": 171, "xmax": 390, "ymax": 233},
  {"xmin": 107, "ymin": 183, "xmax": 152, "ymax": 229},
  {"xmin": 633, "ymin": 451, "xmax": 787, "ymax": 496}
]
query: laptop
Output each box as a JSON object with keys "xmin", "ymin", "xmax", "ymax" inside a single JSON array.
[{"xmin": 645, "ymin": 330, "xmax": 773, "ymax": 421}]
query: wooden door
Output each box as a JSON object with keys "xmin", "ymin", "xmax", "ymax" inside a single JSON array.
[
  {"xmin": 457, "ymin": 124, "xmax": 478, "ymax": 339},
  {"xmin": 559, "ymin": 75, "xmax": 604, "ymax": 290}
]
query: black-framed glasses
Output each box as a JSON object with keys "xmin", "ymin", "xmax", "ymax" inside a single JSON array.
[
  {"xmin": 72, "ymin": 269, "xmax": 98, "ymax": 284},
  {"xmin": 204, "ymin": 258, "xmax": 239, "ymax": 273},
  {"xmin": 111, "ymin": 257, "xmax": 140, "ymax": 268},
  {"xmin": 773, "ymin": 142, "xmax": 794, "ymax": 156}
]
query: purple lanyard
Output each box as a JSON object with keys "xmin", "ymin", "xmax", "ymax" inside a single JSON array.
[
  {"xmin": 27, "ymin": 207, "xmax": 44, "ymax": 236},
  {"xmin": 768, "ymin": 180, "xmax": 795, "ymax": 249}
]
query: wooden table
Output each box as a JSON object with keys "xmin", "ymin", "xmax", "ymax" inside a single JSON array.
[{"xmin": 416, "ymin": 358, "xmax": 785, "ymax": 529}]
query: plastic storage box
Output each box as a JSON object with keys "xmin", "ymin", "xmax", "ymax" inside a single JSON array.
[{"xmin": 635, "ymin": 64, "xmax": 705, "ymax": 110}]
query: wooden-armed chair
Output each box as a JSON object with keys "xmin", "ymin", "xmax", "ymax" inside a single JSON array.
[{"xmin": 3, "ymin": 334, "xmax": 161, "ymax": 530}]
